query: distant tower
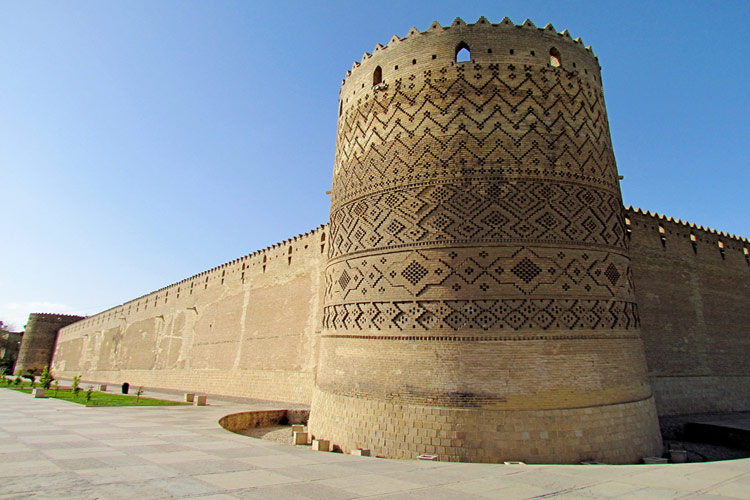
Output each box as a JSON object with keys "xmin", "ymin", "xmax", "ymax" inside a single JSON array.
[
  {"xmin": 308, "ymin": 17, "xmax": 663, "ymax": 463},
  {"xmin": 15, "ymin": 313, "xmax": 84, "ymax": 374}
]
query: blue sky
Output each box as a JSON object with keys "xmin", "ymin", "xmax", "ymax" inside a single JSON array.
[{"xmin": 1, "ymin": 1, "xmax": 748, "ymax": 329}]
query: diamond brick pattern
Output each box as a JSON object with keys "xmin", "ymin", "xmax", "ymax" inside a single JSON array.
[
  {"xmin": 327, "ymin": 247, "xmax": 634, "ymax": 302},
  {"xmin": 322, "ymin": 299, "xmax": 639, "ymax": 332},
  {"xmin": 329, "ymin": 181, "xmax": 626, "ymax": 259}
]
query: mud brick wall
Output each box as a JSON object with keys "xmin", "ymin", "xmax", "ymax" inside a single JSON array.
[
  {"xmin": 51, "ymin": 226, "xmax": 327, "ymax": 404},
  {"xmin": 627, "ymin": 208, "xmax": 750, "ymax": 415}
]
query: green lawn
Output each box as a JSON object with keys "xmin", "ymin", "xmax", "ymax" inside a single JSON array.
[{"xmin": 2, "ymin": 383, "xmax": 188, "ymax": 407}]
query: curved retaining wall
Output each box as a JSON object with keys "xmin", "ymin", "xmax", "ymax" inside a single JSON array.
[{"xmin": 219, "ymin": 409, "xmax": 309, "ymax": 433}]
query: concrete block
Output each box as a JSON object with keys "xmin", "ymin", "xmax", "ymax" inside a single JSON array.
[
  {"xmin": 184, "ymin": 393, "xmax": 195, "ymax": 403},
  {"xmin": 291, "ymin": 424, "xmax": 304, "ymax": 433},
  {"xmin": 312, "ymin": 439, "xmax": 330, "ymax": 451},
  {"xmin": 643, "ymin": 457, "xmax": 668, "ymax": 464},
  {"xmin": 294, "ymin": 431, "xmax": 308, "ymax": 445},
  {"xmin": 351, "ymin": 448, "xmax": 370, "ymax": 456},
  {"xmin": 193, "ymin": 395, "xmax": 207, "ymax": 406},
  {"xmin": 417, "ymin": 454, "xmax": 438, "ymax": 461},
  {"xmin": 31, "ymin": 388, "xmax": 46, "ymax": 398},
  {"xmin": 97, "ymin": 384, "xmax": 107, "ymax": 391}
]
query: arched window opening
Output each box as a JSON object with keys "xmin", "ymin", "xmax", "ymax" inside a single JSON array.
[
  {"xmin": 373, "ymin": 66, "xmax": 382, "ymax": 86},
  {"xmin": 455, "ymin": 42, "xmax": 470, "ymax": 63},
  {"xmin": 549, "ymin": 47, "xmax": 561, "ymax": 67}
]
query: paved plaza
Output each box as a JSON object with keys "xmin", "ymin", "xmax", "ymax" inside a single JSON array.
[{"xmin": 1, "ymin": 389, "xmax": 749, "ymax": 499}]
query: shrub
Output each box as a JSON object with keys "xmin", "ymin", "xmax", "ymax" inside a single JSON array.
[
  {"xmin": 136, "ymin": 386, "xmax": 144, "ymax": 403},
  {"xmin": 40, "ymin": 365, "xmax": 54, "ymax": 390},
  {"xmin": 13, "ymin": 376, "xmax": 21, "ymax": 386},
  {"xmin": 52, "ymin": 379, "xmax": 59, "ymax": 396},
  {"xmin": 72, "ymin": 375, "xmax": 81, "ymax": 397},
  {"xmin": 85, "ymin": 386, "xmax": 93, "ymax": 402}
]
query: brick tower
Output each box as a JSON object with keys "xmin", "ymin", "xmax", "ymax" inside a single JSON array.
[
  {"xmin": 15, "ymin": 313, "xmax": 84, "ymax": 375},
  {"xmin": 308, "ymin": 17, "xmax": 663, "ymax": 463}
]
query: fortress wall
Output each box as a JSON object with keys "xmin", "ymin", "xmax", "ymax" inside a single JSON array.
[
  {"xmin": 42, "ymin": 207, "xmax": 750, "ymax": 417},
  {"xmin": 51, "ymin": 225, "xmax": 328, "ymax": 404},
  {"xmin": 627, "ymin": 209, "xmax": 750, "ymax": 415}
]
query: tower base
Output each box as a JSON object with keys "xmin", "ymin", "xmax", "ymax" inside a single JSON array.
[{"xmin": 309, "ymin": 390, "xmax": 663, "ymax": 464}]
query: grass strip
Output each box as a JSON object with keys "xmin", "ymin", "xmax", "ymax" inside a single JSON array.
[{"xmin": 4, "ymin": 385, "xmax": 188, "ymax": 407}]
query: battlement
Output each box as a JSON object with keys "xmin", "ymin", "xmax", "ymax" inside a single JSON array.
[
  {"xmin": 337, "ymin": 15, "xmax": 606, "ymax": 131},
  {"xmin": 27, "ymin": 313, "xmax": 86, "ymax": 322},
  {"xmin": 126, "ymin": 224, "xmax": 328, "ymax": 304},
  {"xmin": 58, "ymin": 223, "xmax": 330, "ymax": 334},
  {"xmin": 625, "ymin": 206, "xmax": 749, "ymax": 244},
  {"xmin": 341, "ymin": 16, "xmax": 600, "ymax": 88}
]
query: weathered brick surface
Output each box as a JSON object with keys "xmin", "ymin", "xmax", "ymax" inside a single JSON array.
[
  {"xmin": 627, "ymin": 209, "xmax": 750, "ymax": 415},
  {"xmin": 52, "ymin": 227, "xmax": 327, "ymax": 404},
  {"xmin": 310, "ymin": 389, "xmax": 661, "ymax": 464},
  {"xmin": 308, "ymin": 18, "xmax": 662, "ymax": 463}
]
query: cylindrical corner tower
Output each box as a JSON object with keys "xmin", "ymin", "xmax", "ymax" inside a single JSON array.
[
  {"xmin": 15, "ymin": 313, "xmax": 84, "ymax": 375},
  {"xmin": 309, "ymin": 17, "xmax": 662, "ymax": 464}
]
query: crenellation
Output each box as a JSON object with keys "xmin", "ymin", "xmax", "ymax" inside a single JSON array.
[
  {"xmin": 340, "ymin": 16, "xmax": 601, "ymax": 102},
  {"xmin": 51, "ymin": 226, "xmax": 330, "ymax": 338},
  {"xmin": 626, "ymin": 207, "xmax": 750, "ymax": 253}
]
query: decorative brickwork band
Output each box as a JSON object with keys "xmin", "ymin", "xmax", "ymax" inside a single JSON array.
[
  {"xmin": 322, "ymin": 299, "xmax": 639, "ymax": 332},
  {"xmin": 327, "ymin": 246, "xmax": 635, "ymax": 301},
  {"xmin": 330, "ymin": 180, "xmax": 627, "ymax": 259},
  {"xmin": 309, "ymin": 16, "xmax": 662, "ymax": 463},
  {"xmin": 332, "ymin": 67, "xmax": 618, "ymax": 209}
]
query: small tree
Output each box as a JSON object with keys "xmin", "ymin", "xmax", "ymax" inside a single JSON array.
[
  {"xmin": 13, "ymin": 376, "xmax": 21, "ymax": 386},
  {"xmin": 52, "ymin": 379, "xmax": 59, "ymax": 396},
  {"xmin": 85, "ymin": 386, "xmax": 93, "ymax": 402},
  {"xmin": 40, "ymin": 365, "xmax": 54, "ymax": 390},
  {"xmin": 136, "ymin": 386, "xmax": 144, "ymax": 403},
  {"xmin": 0, "ymin": 368, "xmax": 6, "ymax": 385},
  {"xmin": 72, "ymin": 375, "xmax": 81, "ymax": 397}
]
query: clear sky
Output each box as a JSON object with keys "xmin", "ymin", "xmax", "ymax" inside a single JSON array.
[{"xmin": 1, "ymin": 1, "xmax": 748, "ymax": 330}]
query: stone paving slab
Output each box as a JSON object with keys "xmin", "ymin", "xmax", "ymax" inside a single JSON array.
[{"xmin": 1, "ymin": 389, "xmax": 750, "ymax": 499}]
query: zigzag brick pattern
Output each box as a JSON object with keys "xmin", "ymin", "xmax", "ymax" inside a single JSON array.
[{"xmin": 309, "ymin": 17, "xmax": 663, "ymax": 464}]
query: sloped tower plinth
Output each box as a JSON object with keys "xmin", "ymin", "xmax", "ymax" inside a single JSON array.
[{"xmin": 308, "ymin": 17, "xmax": 662, "ymax": 463}]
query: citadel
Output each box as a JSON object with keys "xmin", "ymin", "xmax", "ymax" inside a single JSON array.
[{"xmin": 15, "ymin": 17, "xmax": 750, "ymax": 464}]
